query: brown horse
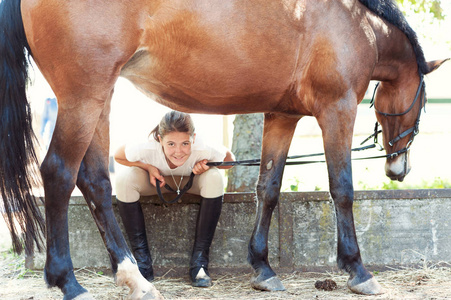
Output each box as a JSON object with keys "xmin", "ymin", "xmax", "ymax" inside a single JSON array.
[{"xmin": 0, "ymin": 0, "xmax": 447, "ymax": 299}]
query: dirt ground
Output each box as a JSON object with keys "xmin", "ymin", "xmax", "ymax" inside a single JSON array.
[
  {"xmin": 2, "ymin": 251, "xmax": 451, "ymax": 300},
  {"xmin": 2, "ymin": 203, "xmax": 451, "ymax": 300}
]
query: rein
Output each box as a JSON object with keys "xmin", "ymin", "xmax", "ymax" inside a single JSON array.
[{"xmin": 155, "ymin": 74, "xmax": 426, "ymax": 204}]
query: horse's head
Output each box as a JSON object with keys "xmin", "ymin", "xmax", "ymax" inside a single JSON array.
[{"xmin": 374, "ymin": 59, "xmax": 448, "ymax": 182}]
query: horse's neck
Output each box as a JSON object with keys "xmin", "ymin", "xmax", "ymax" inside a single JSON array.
[{"xmin": 369, "ymin": 18, "xmax": 418, "ymax": 83}]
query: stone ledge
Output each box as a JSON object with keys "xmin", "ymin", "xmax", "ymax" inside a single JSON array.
[{"xmin": 30, "ymin": 189, "xmax": 451, "ymax": 277}]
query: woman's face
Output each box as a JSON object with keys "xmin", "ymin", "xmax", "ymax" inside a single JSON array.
[{"xmin": 159, "ymin": 131, "xmax": 194, "ymax": 168}]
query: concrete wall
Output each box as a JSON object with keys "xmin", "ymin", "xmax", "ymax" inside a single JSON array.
[{"xmin": 30, "ymin": 189, "xmax": 451, "ymax": 275}]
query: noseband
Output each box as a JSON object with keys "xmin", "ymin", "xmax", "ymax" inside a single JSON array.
[{"xmin": 369, "ymin": 73, "xmax": 426, "ymax": 159}]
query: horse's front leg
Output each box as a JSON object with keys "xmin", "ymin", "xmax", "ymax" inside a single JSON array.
[
  {"xmin": 75, "ymin": 100, "xmax": 162, "ymax": 300},
  {"xmin": 248, "ymin": 113, "xmax": 299, "ymax": 291},
  {"xmin": 317, "ymin": 103, "xmax": 382, "ymax": 295}
]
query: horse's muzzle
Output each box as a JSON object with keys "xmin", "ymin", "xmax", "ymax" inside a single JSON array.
[{"xmin": 385, "ymin": 152, "xmax": 411, "ymax": 182}]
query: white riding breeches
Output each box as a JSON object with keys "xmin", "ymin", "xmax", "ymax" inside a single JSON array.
[{"xmin": 115, "ymin": 166, "xmax": 224, "ymax": 203}]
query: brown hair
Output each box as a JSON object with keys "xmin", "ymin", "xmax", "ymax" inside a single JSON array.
[{"xmin": 149, "ymin": 110, "xmax": 195, "ymax": 142}]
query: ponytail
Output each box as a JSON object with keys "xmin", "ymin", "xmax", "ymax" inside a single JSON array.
[{"xmin": 149, "ymin": 125, "xmax": 160, "ymax": 142}]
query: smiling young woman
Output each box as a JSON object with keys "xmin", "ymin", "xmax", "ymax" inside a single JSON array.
[{"xmin": 114, "ymin": 110, "xmax": 234, "ymax": 287}]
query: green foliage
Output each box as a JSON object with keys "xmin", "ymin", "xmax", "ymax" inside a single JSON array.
[
  {"xmin": 0, "ymin": 250, "xmax": 36, "ymax": 279},
  {"xmin": 397, "ymin": 0, "xmax": 445, "ymax": 21},
  {"xmin": 16, "ymin": 266, "xmax": 34, "ymax": 279},
  {"xmin": 282, "ymin": 177, "xmax": 322, "ymax": 192},
  {"xmin": 381, "ymin": 180, "xmax": 401, "ymax": 190},
  {"xmin": 290, "ymin": 177, "xmax": 300, "ymax": 192},
  {"xmin": 283, "ymin": 177, "xmax": 301, "ymax": 192},
  {"xmin": 420, "ymin": 177, "xmax": 451, "ymax": 189},
  {"xmin": 366, "ymin": 177, "xmax": 451, "ymax": 190}
]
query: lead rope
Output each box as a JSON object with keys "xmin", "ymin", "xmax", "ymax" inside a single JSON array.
[
  {"xmin": 154, "ymin": 140, "xmax": 406, "ymax": 204},
  {"xmin": 154, "ymin": 142, "xmax": 381, "ymax": 204}
]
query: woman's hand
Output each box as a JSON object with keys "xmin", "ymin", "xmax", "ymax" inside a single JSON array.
[
  {"xmin": 147, "ymin": 165, "xmax": 165, "ymax": 187},
  {"xmin": 192, "ymin": 159, "xmax": 209, "ymax": 175},
  {"xmin": 115, "ymin": 145, "xmax": 165, "ymax": 187}
]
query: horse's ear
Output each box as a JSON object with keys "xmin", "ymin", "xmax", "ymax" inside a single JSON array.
[{"xmin": 424, "ymin": 58, "xmax": 449, "ymax": 74}]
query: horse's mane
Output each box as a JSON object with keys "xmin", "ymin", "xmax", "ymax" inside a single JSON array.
[{"xmin": 358, "ymin": 0, "xmax": 429, "ymax": 74}]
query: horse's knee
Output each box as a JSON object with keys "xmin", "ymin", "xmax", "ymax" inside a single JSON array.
[
  {"xmin": 40, "ymin": 153, "xmax": 61, "ymax": 180},
  {"xmin": 40, "ymin": 153, "xmax": 76, "ymax": 192},
  {"xmin": 256, "ymin": 177, "xmax": 281, "ymax": 207},
  {"xmin": 77, "ymin": 163, "xmax": 112, "ymax": 197},
  {"xmin": 330, "ymin": 185, "xmax": 354, "ymax": 209}
]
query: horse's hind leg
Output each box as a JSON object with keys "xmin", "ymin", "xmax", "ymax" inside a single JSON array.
[
  {"xmin": 248, "ymin": 113, "xmax": 299, "ymax": 291},
  {"xmin": 40, "ymin": 97, "xmax": 110, "ymax": 299},
  {"xmin": 316, "ymin": 101, "xmax": 382, "ymax": 295},
  {"xmin": 75, "ymin": 98, "xmax": 162, "ymax": 300}
]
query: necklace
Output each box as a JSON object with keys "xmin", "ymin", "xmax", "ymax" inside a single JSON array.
[{"xmin": 169, "ymin": 169, "xmax": 183, "ymax": 195}]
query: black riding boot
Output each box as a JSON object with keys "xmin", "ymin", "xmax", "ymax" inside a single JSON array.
[
  {"xmin": 189, "ymin": 196, "xmax": 223, "ymax": 287},
  {"xmin": 117, "ymin": 200, "xmax": 154, "ymax": 281}
]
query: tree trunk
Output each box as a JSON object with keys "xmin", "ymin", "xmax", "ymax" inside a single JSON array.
[{"xmin": 226, "ymin": 114, "xmax": 263, "ymax": 192}]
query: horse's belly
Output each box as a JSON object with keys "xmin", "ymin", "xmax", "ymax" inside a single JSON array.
[
  {"xmin": 121, "ymin": 1, "xmax": 300, "ymax": 114},
  {"xmin": 121, "ymin": 52, "xmax": 292, "ymax": 113}
]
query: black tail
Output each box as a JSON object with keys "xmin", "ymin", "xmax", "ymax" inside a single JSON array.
[{"xmin": 0, "ymin": 0, "xmax": 44, "ymax": 254}]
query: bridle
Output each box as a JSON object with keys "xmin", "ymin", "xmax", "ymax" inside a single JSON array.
[
  {"xmin": 369, "ymin": 73, "xmax": 426, "ymax": 159},
  {"xmin": 155, "ymin": 73, "xmax": 427, "ymax": 203}
]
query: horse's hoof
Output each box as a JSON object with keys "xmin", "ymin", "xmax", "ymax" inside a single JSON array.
[
  {"xmin": 191, "ymin": 270, "xmax": 212, "ymax": 288},
  {"xmin": 127, "ymin": 281, "xmax": 164, "ymax": 300},
  {"xmin": 128, "ymin": 286, "xmax": 164, "ymax": 300},
  {"xmin": 139, "ymin": 292, "xmax": 165, "ymax": 300},
  {"xmin": 250, "ymin": 275, "xmax": 285, "ymax": 291},
  {"xmin": 128, "ymin": 291, "xmax": 164, "ymax": 300},
  {"xmin": 347, "ymin": 276, "xmax": 384, "ymax": 295},
  {"xmin": 71, "ymin": 292, "xmax": 94, "ymax": 300}
]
